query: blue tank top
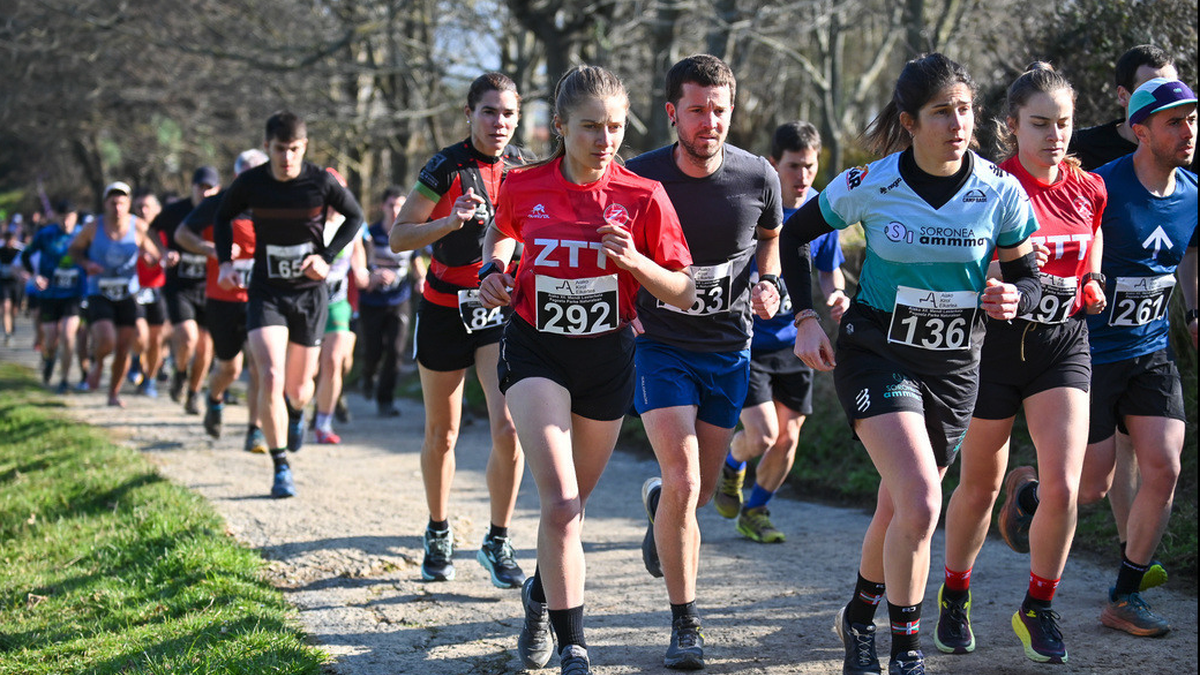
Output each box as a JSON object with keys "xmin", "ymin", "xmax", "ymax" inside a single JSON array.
[{"xmin": 87, "ymin": 215, "xmax": 141, "ymax": 300}]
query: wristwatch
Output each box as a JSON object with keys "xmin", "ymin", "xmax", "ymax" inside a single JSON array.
[
  {"xmin": 792, "ymin": 308, "xmax": 821, "ymax": 327},
  {"xmin": 1082, "ymin": 272, "xmax": 1106, "ymax": 286},
  {"xmin": 758, "ymin": 274, "xmax": 782, "ymax": 293},
  {"xmin": 477, "ymin": 260, "xmax": 503, "ymax": 282}
]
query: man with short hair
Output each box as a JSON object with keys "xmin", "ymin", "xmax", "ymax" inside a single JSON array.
[
  {"xmin": 214, "ymin": 111, "xmax": 365, "ymax": 498},
  {"xmin": 628, "ymin": 54, "xmax": 782, "ymax": 669},
  {"xmin": 21, "ymin": 200, "xmax": 86, "ymax": 392}
]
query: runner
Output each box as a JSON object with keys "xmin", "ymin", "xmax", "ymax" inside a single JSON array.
[
  {"xmin": 132, "ymin": 188, "xmax": 171, "ymax": 398},
  {"xmin": 312, "ymin": 209, "xmax": 369, "ymax": 444},
  {"xmin": 937, "ymin": 63, "xmax": 1107, "ymax": 664},
  {"xmin": 479, "ymin": 64, "xmax": 693, "ymax": 675},
  {"xmin": 159, "ymin": 167, "xmax": 222, "ymax": 413},
  {"xmin": 628, "ymin": 54, "xmax": 783, "ymax": 670},
  {"xmin": 714, "ymin": 120, "xmax": 850, "ymax": 544},
  {"xmin": 388, "ymin": 72, "xmax": 534, "ymax": 587},
  {"xmin": 1, "ymin": 229, "xmax": 24, "ymax": 345},
  {"xmin": 69, "ymin": 182, "xmax": 167, "ymax": 407},
  {"xmin": 20, "ymin": 200, "xmax": 87, "ymax": 392},
  {"xmin": 1068, "ymin": 78, "xmax": 1195, "ymax": 637},
  {"xmin": 213, "ymin": 111, "xmax": 365, "ymax": 498},
  {"xmin": 781, "ymin": 53, "xmax": 1041, "ymax": 675},
  {"xmin": 175, "ymin": 148, "xmax": 270, "ymax": 454},
  {"xmin": 358, "ymin": 187, "xmax": 424, "ymax": 417}
]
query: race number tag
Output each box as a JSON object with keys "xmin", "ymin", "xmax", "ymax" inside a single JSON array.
[
  {"xmin": 457, "ymin": 289, "xmax": 504, "ymax": 333},
  {"xmin": 98, "ymin": 277, "xmax": 133, "ymax": 301},
  {"xmin": 265, "ymin": 242, "xmax": 313, "ymax": 280},
  {"xmin": 136, "ymin": 287, "xmax": 155, "ymax": 304},
  {"xmin": 888, "ymin": 286, "xmax": 977, "ymax": 351},
  {"xmin": 1109, "ymin": 275, "xmax": 1175, "ymax": 327},
  {"xmin": 326, "ymin": 275, "xmax": 348, "ymax": 304},
  {"xmin": 52, "ymin": 268, "xmax": 80, "ymax": 290},
  {"xmin": 658, "ymin": 262, "xmax": 732, "ymax": 316},
  {"xmin": 178, "ymin": 252, "xmax": 207, "ymax": 279},
  {"xmin": 535, "ymin": 274, "xmax": 618, "ymax": 336},
  {"xmin": 1020, "ymin": 273, "xmax": 1077, "ymax": 325},
  {"xmin": 232, "ymin": 259, "xmax": 254, "ymax": 287}
]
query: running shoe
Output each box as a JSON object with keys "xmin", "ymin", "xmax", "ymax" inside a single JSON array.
[
  {"xmin": 834, "ymin": 605, "xmax": 881, "ymax": 675},
  {"xmin": 559, "ymin": 644, "xmax": 592, "ymax": 675},
  {"xmin": 736, "ymin": 506, "xmax": 785, "ymax": 543},
  {"xmin": 421, "ymin": 526, "xmax": 455, "ymax": 581},
  {"xmin": 41, "ymin": 356, "xmax": 55, "ymax": 385},
  {"xmin": 1099, "ymin": 588, "xmax": 1170, "ymax": 636},
  {"xmin": 663, "ymin": 614, "xmax": 704, "ymax": 670},
  {"xmin": 476, "ymin": 533, "xmax": 525, "ymax": 589},
  {"xmin": 998, "ymin": 465, "xmax": 1037, "ymax": 554},
  {"xmin": 287, "ymin": 414, "xmax": 305, "ymax": 452},
  {"xmin": 378, "ymin": 402, "xmax": 401, "ymax": 417},
  {"xmin": 714, "ymin": 462, "xmax": 745, "ymax": 519},
  {"xmin": 271, "ymin": 466, "xmax": 296, "ymax": 498},
  {"xmin": 184, "ymin": 390, "xmax": 201, "ymax": 415},
  {"xmin": 517, "ymin": 576, "xmax": 554, "ymax": 669},
  {"xmin": 75, "ymin": 379, "xmax": 90, "ymax": 392},
  {"xmin": 1012, "ymin": 604, "xmax": 1067, "ymax": 663},
  {"xmin": 1141, "ymin": 560, "xmax": 1168, "ymax": 592},
  {"xmin": 138, "ymin": 379, "xmax": 159, "ymax": 398},
  {"xmin": 888, "ymin": 649, "xmax": 926, "ymax": 675},
  {"xmin": 169, "ymin": 370, "xmax": 186, "ymax": 402},
  {"xmin": 334, "ymin": 395, "xmax": 351, "ymax": 423},
  {"xmin": 244, "ymin": 427, "xmax": 269, "ymax": 454},
  {"xmin": 641, "ymin": 477, "xmax": 663, "ymax": 578},
  {"xmin": 314, "ymin": 429, "xmax": 342, "ymax": 445},
  {"xmin": 55, "ymin": 380, "xmax": 69, "ymax": 395},
  {"xmin": 933, "ymin": 584, "xmax": 974, "ymax": 654},
  {"xmin": 126, "ymin": 361, "xmax": 143, "ymax": 386},
  {"xmin": 223, "ymin": 389, "xmax": 239, "ymax": 405},
  {"xmin": 204, "ymin": 399, "xmax": 223, "ymax": 439}
]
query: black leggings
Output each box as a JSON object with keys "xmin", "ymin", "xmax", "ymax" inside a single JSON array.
[{"xmin": 358, "ymin": 301, "xmax": 411, "ymax": 404}]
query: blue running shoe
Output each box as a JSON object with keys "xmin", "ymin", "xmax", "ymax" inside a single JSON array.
[
  {"xmin": 476, "ymin": 533, "xmax": 525, "ymax": 588},
  {"xmin": 271, "ymin": 466, "xmax": 296, "ymax": 498}
]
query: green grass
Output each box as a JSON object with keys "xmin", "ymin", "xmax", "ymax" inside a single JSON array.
[{"xmin": 0, "ymin": 363, "xmax": 328, "ymax": 674}]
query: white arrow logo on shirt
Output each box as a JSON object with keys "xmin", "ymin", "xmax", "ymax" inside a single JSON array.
[{"xmin": 1142, "ymin": 226, "xmax": 1173, "ymax": 257}]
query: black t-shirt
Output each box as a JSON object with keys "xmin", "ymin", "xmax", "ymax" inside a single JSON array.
[
  {"xmin": 150, "ymin": 197, "xmax": 207, "ymax": 291},
  {"xmin": 214, "ymin": 162, "xmax": 364, "ymax": 291},
  {"xmin": 627, "ymin": 144, "xmax": 783, "ymax": 352},
  {"xmin": 1069, "ymin": 119, "xmax": 1135, "ymax": 172}
]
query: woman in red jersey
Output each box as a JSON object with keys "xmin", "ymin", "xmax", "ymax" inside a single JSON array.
[
  {"xmin": 479, "ymin": 65, "xmax": 694, "ymax": 675},
  {"xmin": 937, "ymin": 62, "xmax": 1107, "ymax": 665}
]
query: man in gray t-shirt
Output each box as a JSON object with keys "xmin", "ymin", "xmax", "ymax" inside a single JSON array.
[{"xmin": 627, "ymin": 54, "xmax": 783, "ymax": 671}]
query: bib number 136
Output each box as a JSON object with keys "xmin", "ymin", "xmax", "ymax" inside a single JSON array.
[{"xmin": 888, "ymin": 286, "xmax": 977, "ymax": 351}]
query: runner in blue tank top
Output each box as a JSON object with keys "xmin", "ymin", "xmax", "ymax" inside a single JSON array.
[
  {"xmin": 780, "ymin": 54, "xmax": 1041, "ymax": 675},
  {"xmin": 69, "ymin": 182, "xmax": 165, "ymax": 407}
]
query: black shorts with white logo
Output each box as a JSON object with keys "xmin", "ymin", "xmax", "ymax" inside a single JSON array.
[
  {"xmin": 39, "ymin": 296, "xmax": 83, "ymax": 323},
  {"xmin": 166, "ymin": 284, "xmax": 207, "ymax": 326},
  {"xmin": 1088, "ymin": 348, "xmax": 1185, "ymax": 445},
  {"xmin": 413, "ymin": 298, "xmax": 507, "ymax": 372},
  {"xmin": 498, "ymin": 314, "xmax": 635, "ymax": 421},
  {"xmin": 833, "ymin": 302, "xmax": 981, "ymax": 468},
  {"xmin": 87, "ymin": 294, "xmax": 140, "ymax": 328},
  {"xmin": 247, "ymin": 283, "xmax": 327, "ymax": 348},
  {"xmin": 744, "ymin": 347, "xmax": 814, "ymax": 414},
  {"xmin": 973, "ymin": 316, "xmax": 1092, "ymax": 420},
  {"xmin": 206, "ymin": 298, "xmax": 249, "ymax": 361},
  {"xmin": 137, "ymin": 287, "xmax": 168, "ymax": 327}
]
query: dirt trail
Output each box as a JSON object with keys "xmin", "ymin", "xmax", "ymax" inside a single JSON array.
[{"xmin": 3, "ymin": 318, "xmax": 1195, "ymax": 674}]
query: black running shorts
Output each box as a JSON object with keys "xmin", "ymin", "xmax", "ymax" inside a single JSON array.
[
  {"xmin": 39, "ymin": 296, "xmax": 82, "ymax": 324},
  {"xmin": 166, "ymin": 284, "xmax": 207, "ymax": 326},
  {"xmin": 247, "ymin": 283, "xmax": 327, "ymax": 348},
  {"xmin": 498, "ymin": 314, "xmax": 635, "ymax": 421},
  {"xmin": 206, "ymin": 298, "xmax": 249, "ymax": 361},
  {"xmin": 744, "ymin": 347, "xmax": 814, "ymax": 414},
  {"xmin": 137, "ymin": 287, "xmax": 168, "ymax": 327},
  {"xmin": 413, "ymin": 298, "xmax": 507, "ymax": 372},
  {"xmin": 1088, "ymin": 349, "xmax": 1185, "ymax": 444},
  {"xmin": 87, "ymin": 294, "xmax": 140, "ymax": 328},
  {"xmin": 973, "ymin": 317, "xmax": 1092, "ymax": 420}
]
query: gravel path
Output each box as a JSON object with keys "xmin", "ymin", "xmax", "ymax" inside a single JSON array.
[{"xmin": 3, "ymin": 317, "xmax": 1195, "ymax": 674}]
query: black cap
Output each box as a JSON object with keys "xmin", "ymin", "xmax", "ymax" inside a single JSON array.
[
  {"xmin": 192, "ymin": 165, "xmax": 221, "ymax": 187},
  {"xmin": 56, "ymin": 199, "xmax": 76, "ymax": 215}
]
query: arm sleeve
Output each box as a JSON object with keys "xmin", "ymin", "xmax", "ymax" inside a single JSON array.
[
  {"xmin": 20, "ymin": 233, "xmax": 39, "ymax": 274},
  {"xmin": 1000, "ymin": 249, "xmax": 1041, "ymax": 315},
  {"xmin": 320, "ymin": 179, "xmax": 366, "ymax": 263},
  {"xmin": 214, "ymin": 177, "xmax": 249, "ymax": 264},
  {"xmin": 779, "ymin": 197, "xmax": 835, "ymax": 313}
]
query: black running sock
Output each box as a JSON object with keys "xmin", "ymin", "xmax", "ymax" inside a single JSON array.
[
  {"xmin": 670, "ymin": 600, "xmax": 698, "ymax": 624},
  {"xmin": 888, "ymin": 601, "xmax": 921, "ymax": 657},
  {"xmin": 1119, "ymin": 541, "xmax": 1127, "ymax": 558},
  {"xmin": 428, "ymin": 518, "xmax": 449, "ymax": 533},
  {"xmin": 248, "ymin": 423, "xmax": 260, "ymax": 433},
  {"xmin": 1022, "ymin": 592, "xmax": 1052, "ymax": 612},
  {"xmin": 488, "ymin": 524, "xmax": 509, "ymax": 540},
  {"xmin": 548, "ymin": 605, "xmax": 586, "ymax": 651},
  {"xmin": 530, "ymin": 567, "xmax": 546, "ymax": 603},
  {"xmin": 208, "ymin": 395, "xmax": 222, "ymax": 407},
  {"xmin": 846, "ymin": 573, "xmax": 886, "ymax": 626},
  {"xmin": 942, "ymin": 586, "xmax": 969, "ymax": 604},
  {"xmin": 270, "ymin": 449, "xmax": 289, "ymax": 470},
  {"xmin": 1114, "ymin": 556, "xmax": 1148, "ymax": 597},
  {"xmin": 284, "ymin": 396, "xmax": 301, "ymax": 420},
  {"xmin": 1017, "ymin": 481, "xmax": 1040, "ymax": 512}
]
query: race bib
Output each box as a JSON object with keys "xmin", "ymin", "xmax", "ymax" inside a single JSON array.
[
  {"xmin": 136, "ymin": 287, "xmax": 156, "ymax": 304},
  {"xmin": 52, "ymin": 268, "xmax": 80, "ymax": 290},
  {"xmin": 888, "ymin": 286, "xmax": 977, "ymax": 351},
  {"xmin": 535, "ymin": 274, "xmax": 619, "ymax": 336},
  {"xmin": 326, "ymin": 275, "xmax": 348, "ymax": 304},
  {"xmin": 265, "ymin": 242, "xmax": 313, "ymax": 280},
  {"xmin": 0, "ymin": 263, "xmax": 13, "ymax": 279},
  {"xmin": 177, "ymin": 252, "xmax": 207, "ymax": 279},
  {"xmin": 658, "ymin": 262, "xmax": 732, "ymax": 316},
  {"xmin": 1019, "ymin": 273, "xmax": 1077, "ymax": 325},
  {"xmin": 98, "ymin": 277, "xmax": 133, "ymax": 301},
  {"xmin": 1109, "ymin": 275, "xmax": 1175, "ymax": 327},
  {"xmin": 232, "ymin": 259, "xmax": 254, "ymax": 287},
  {"xmin": 457, "ymin": 289, "xmax": 504, "ymax": 333}
]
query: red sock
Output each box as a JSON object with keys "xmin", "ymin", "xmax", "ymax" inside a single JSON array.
[
  {"xmin": 1028, "ymin": 572, "xmax": 1060, "ymax": 603},
  {"xmin": 944, "ymin": 565, "xmax": 972, "ymax": 592}
]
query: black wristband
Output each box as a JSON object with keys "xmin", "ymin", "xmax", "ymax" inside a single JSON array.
[
  {"xmin": 477, "ymin": 260, "xmax": 502, "ymax": 282},
  {"xmin": 999, "ymin": 250, "xmax": 1041, "ymax": 316},
  {"xmin": 758, "ymin": 274, "xmax": 781, "ymax": 293}
]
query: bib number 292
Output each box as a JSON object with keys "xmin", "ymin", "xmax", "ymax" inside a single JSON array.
[{"xmin": 536, "ymin": 275, "xmax": 618, "ymax": 336}]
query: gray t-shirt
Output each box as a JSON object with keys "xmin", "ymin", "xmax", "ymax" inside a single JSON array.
[{"xmin": 626, "ymin": 143, "xmax": 782, "ymax": 352}]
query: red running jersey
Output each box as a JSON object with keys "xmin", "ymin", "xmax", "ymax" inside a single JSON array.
[{"xmin": 495, "ymin": 158, "xmax": 692, "ymax": 335}]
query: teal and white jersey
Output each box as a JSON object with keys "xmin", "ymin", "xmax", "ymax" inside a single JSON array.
[{"xmin": 819, "ymin": 151, "xmax": 1038, "ymax": 313}]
